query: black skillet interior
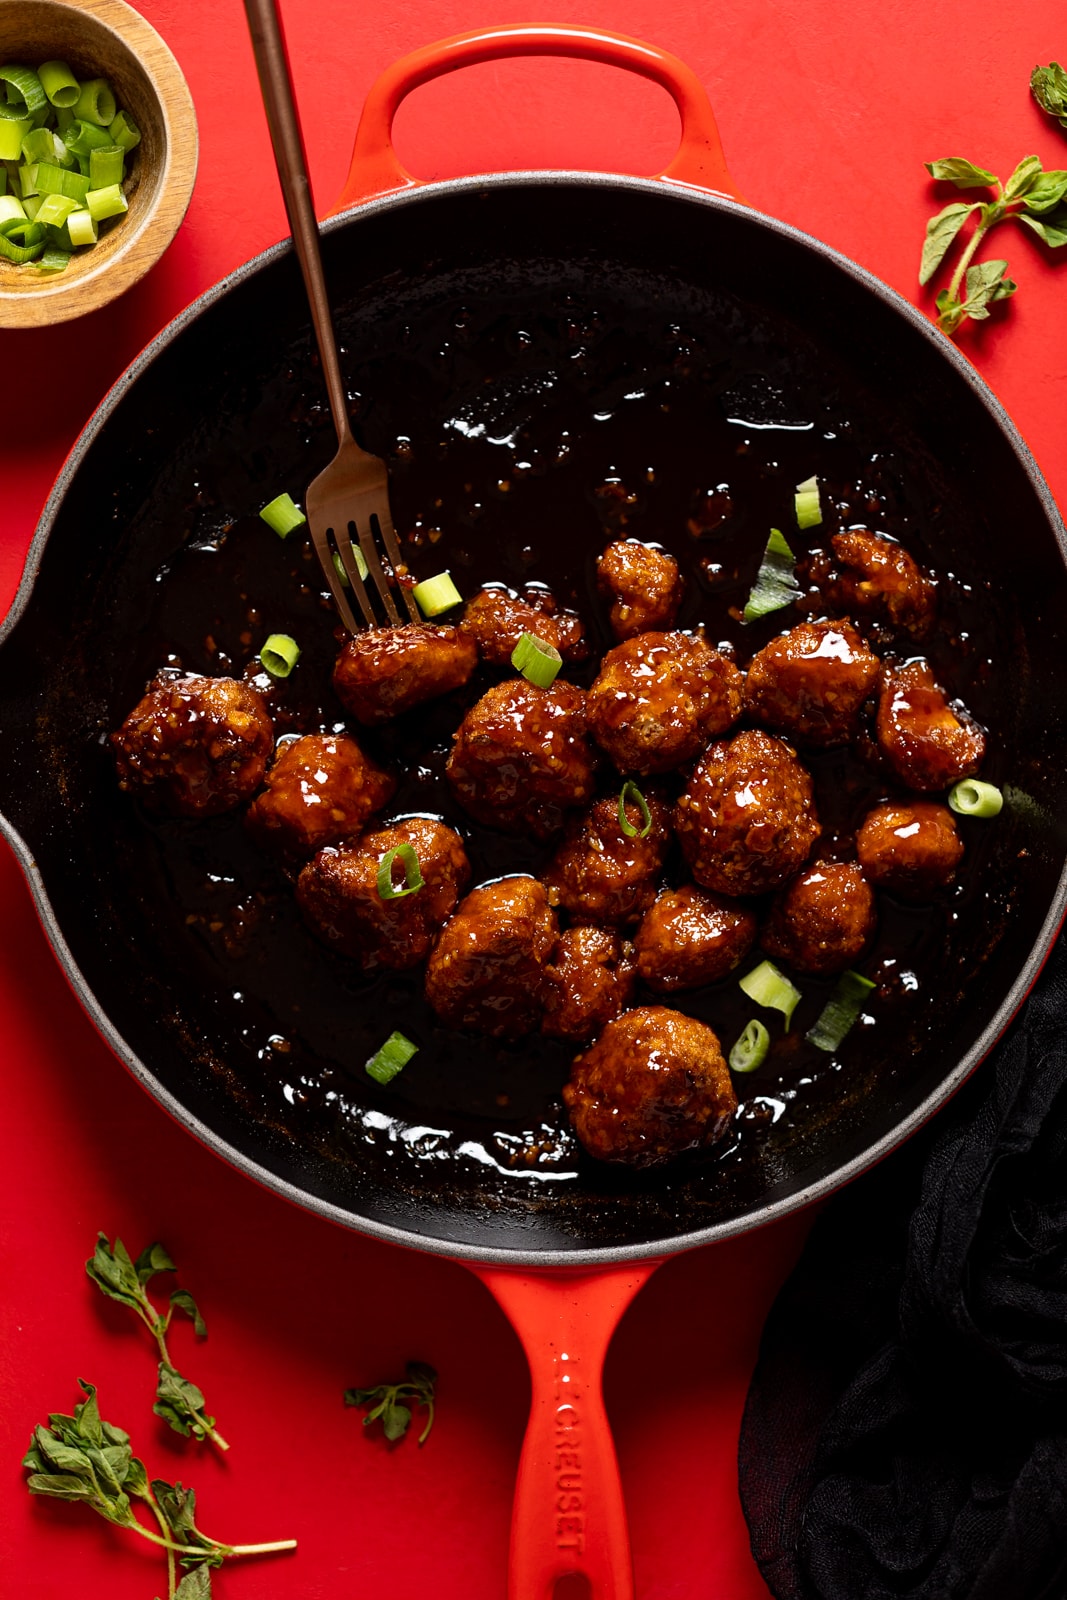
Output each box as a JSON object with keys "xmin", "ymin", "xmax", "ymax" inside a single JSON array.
[{"xmin": 2, "ymin": 176, "xmax": 1067, "ymax": 1261}]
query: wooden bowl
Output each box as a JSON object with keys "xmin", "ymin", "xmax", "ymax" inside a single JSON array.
[{"xmin": 0, "ymin": 0, "xmax": 197, "ymax": 326}]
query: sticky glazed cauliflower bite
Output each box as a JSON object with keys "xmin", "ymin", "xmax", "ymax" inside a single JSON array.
[
  {"xmin": 674, "ymin": 729, "xmax": 821, "ymax": 897},
  {"xmin": 587, "ymin": 630, "xmax": 744, "ymax": 776},
  {"xmin": 563, "ymin": 1007, "xmax": 738, "ymax": 1167},
  {"xmin": 297, "ymin": 817, "xmax": 470, "ymax": 970},
  {"xmin": 111, "ymin": 673, "xmax": 273, "ymax": 817},
  {"xmin": 542, "ymin": 790, "xmax": 673, "ymax": 926},
  {"xmin": 245, "ymin": 731, "xmax": 395, "ymax": 857},
  {"xmin": 446, "ymin": 678, "xmax": 597, "ymax": 839},
  {"xmin": 333, "ymin": 622, "xmax": 477, "ymax": 724},
  {"xmin": 460, "ymin": 584, "xmax": 588, "ymax": 665},
  {"xmin": 424, "ymin": 875, "xmax": 559, "ymax": 1037}
]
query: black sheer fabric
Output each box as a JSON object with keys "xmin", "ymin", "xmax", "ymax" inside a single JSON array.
[{"xmin": 739, "ymin": 931, "xmax": 1067, "ymax": 1600}]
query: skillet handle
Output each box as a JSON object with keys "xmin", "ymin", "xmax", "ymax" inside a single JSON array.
[
  {"xmin": 471, "ymin": 1260, "xmax": 660, "ymax": 1600},
  {"xmin": 327, "ymin": 24, "xmax": 742, "ymax": 214}
]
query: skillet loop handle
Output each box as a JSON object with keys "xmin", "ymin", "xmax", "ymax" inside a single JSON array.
[
  {"xmin": 471, "ymin": 1261, "xmax": 660, "ymax": 1600},
  {"xmin": 328, "ymin": 23, "xmax": 742, "ymax": 215}
]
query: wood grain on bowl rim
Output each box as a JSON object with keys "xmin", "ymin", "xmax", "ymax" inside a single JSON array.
[{"xmin": 0, "ymin": 0, "xmax": 197, "ymax": 326}]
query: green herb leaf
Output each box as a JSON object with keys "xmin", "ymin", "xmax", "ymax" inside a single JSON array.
[
  {"xmin": 935, "ymin": 287, "xmax": 965, "ymax": 334},
  {"xmin": 86, "ymin": 1233, "xmax": 146, "ymax": 1313},
  {"xmin": 925, "ymin": 156, "xmax": 998, "ymax": 188},
  {"xmin": 170, "ymin": 1290, "xmax": 207, "ymax": 1338},
  {"xmin": 345, "ymin": 1361, "xmax": 438, "ymax": 1445},
  {"xmin": 173, "ymin": 1568, "xmax": 213, "ymax": 1600},
  {"xmin": 1031, "ymin": 62, "xmax": 1067, "ymax": 129},
  {"xmin": 963, "ymin": 258, "xmax": 1017, "ymax": 319},
  {"xmin": 25, "ymin": 1471, "xmax": 99, "ymax": 1502},
  {"xmin": 919, "ymin": 201, "xmax": 979, "ymax": 285},
  {"xmin": 154, "ymin": 1364, "xmax": 215, "ymax": 1442},
  {"xmin": 1002, "ymin": 154, "xmax": 1044, "ymax": 201},
  {"xmin": 1019, "ymin": 168, "xmax": 1067, "ymax": 214},
  {"xmin": 1017, "ymin": 208, "xmax": 1067, "ymax": 247},
  {"xmin": 152, "ymin": 1478, "xmax": 200, "ymax": 1539},
  {"xmin": 135, "ymin": 1242, "xmax": 177, "ymax": 1285}
]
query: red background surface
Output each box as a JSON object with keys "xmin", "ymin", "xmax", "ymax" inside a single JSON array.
[{"xmin": 2, "ymin": 2, "xmax": 1066, "ymax": 1597}]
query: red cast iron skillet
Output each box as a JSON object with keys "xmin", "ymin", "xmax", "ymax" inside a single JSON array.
[{"xmin": 4, "ymin": 25, "xmax": 1067, "ymax": 1599}]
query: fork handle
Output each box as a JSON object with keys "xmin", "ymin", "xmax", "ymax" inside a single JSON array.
[
  {"xmin": 243, "ymin": 0, "xmax": 354, "ymax": 449},
  {"xmin": 329, "ymin": 23, "xmax": 743, "ymax": 215}
]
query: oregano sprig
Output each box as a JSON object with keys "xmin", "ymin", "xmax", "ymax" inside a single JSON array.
[
  {"xmin": 344, "ymin": 1360, "xmax": 437, "ymax": 1444},
  {"xmin": 86, "ymin": 1233, "xmax": 228, "ymax": 1451},
  {"xmin": 919, "ymin": 154, "xmax": 1067, "ymax": 333},
  {"xmin": 1032, "ymin": 63, "xmax": 1067, "ymax": 130},
  {"xmin": 23, "ymin": 1380, "xmax": 295, "ymax": 1600}
]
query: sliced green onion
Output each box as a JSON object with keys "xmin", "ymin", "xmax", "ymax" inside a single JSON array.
[
  {"xmin": 63, "ymin": 117, "xmax": 110, "ymax": 157},
  {"xmin": 259, "ymin": 632, "xmax": 301, "ymax": 678},
  {"xmin": 738, "ymin": 959, "xmax": 802, "ymax": 1031},
  {"xmin": 365, "ymin": 1030, "xmax": 418, "ymax": 1086},
  {"xmin": 33, "ymin": 161, "xmax": 89, "ymax": 202},
  {"xmin": 618, "ymin": 780, "xmax": 653, "ymax": 839},
  {"xmin": 20, "ymin": 125, "xmax": 54, "ymax": 164},
  {"xmin": 331, "ymin": 547, "xmax": 369, "ymax": 587},
  {"xmin": 0, "ymin": 228, "xmax": 43, "ymax": 262},
  {"xmin": 375, "ymin": 842, "xmax": 425, "ymax": 902},
  {"xmin": 794, "ymin": 474, "xmax": 823, "ymax": 530},
  {"xmin": 108, "ymin": 110, "xmax": 141, "ymax": 152},
  {"xmin": 729, "ymin": 1019, "xmax": 771, "ymax": 1074},
  {"xmin": 0, "ymin": 192, "xmax": 26, "ymax": 226},
  {"xmin": 17, "ymin": 163, "xmax": 39, "ymax": 197},
  {"xmin": 85, "ymin": 182, "xmax": 127, "ymax": 221},
  {"xmin": 259, "ymin": 491, "xmax": 307, "ymax": 537},
  {"xmin": 66, "ymin": 207, "xmax": 96, "ymax": 246},
  {"xmin": 37, "ymin": 246, "xmax": 70, "ymax": 273},
  {"xmin": 742, "ymin": 528, "xmax": 802, "ymax": 623},
  {"xmin": 88, "ymin": 144, "xmax": 123, "ymax": 189},
  {"xmin": 34, "ymin": 190, "xmax": 77, "ymax": 228},
  {"xmin": 413, "ymin": 571, "xmax": 463, "ymax": 617},
  {"xmin": 948, "ymin": 778, "xmax": 1003, "ymax": 818},
  {"xmin": 806, "ymin": 970, "xmax": 876, "ymax": 1054},
  {"xmin": 511, "ymin": 630, "xmax": 562, "ymax": 688},
  {"xmin": 0, "ymin": 65, "xmax": 46, "ymax": 121},
  {"xmin": 72, "ymin": 78, "xmax": 117, "ymax": 127},
  {"xmin": 21, "ymin": 193, "xmax": 41, "ymax": 220},
  {"xmin": 2, "ymin": 218, "xmax": 43, "ymax": 248},
  {"xmin": 37, "ymin": 60, "xmax": 80, "ymax": 109},
  {"xmin": 0, "ymin": 116, "xmax": 31, "ymax": 159}
]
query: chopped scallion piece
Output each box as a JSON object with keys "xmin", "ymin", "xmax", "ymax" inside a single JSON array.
[
  {"xmin": 37, "ymin": 246, "xmax": 70, "ymax": 272},
  {"xmin": 618, "ymin": 780, "xmax": 653, "ymax": 839},
  {"xmin": 413, "ymin": 571, "xmax": 462, "ymax": 617},
  {"xmin": 729, "ymin": 1019, "xmax": 770, "ymax": 1074},
  {"xmin": 742, "ymin": 528, "xmax": 803, "ymax": 622},
  {"xmin": 0, "ymin": 192, "xmax": 27, "ymax": 226},
  {"xmin": 738, "ymin": 959, "xmax": 802, "ymax": 1030},
  {"xmin": 37, "ymin": 60, "xmax": 80, "ymax": 109},
  {"xmin": 511, "ymin": 630, "xmax": 562, "ymax": 688},
  {"xmin": 365, "ymin": 1031, "xmax": 418, "ymax": 1085},
  {"xmin": 330, "ymin": 546, "xmax": 369, "ymax": 587},
  {"xmin": 259, "ymin": 633, "xmax": 301, "ymax": 678},
  {"xmin": 63, "ymin": 117, "xmax": 110, "ymax": 157},
  {"xmin": 66, "ymin": 207, "xmax": 96, "ymax": 246},
  {"xmin": 19, "ymin": 125, "xmax": 54, "ymax": 165},
  {"xmin": 948, "ymin": 778, "xmax": 1003, "ymax": 818},
  {"xmin": 108, "ymin": 110, "xmax": 140, "ymax": 152},
  {"xmin": 88, "ymin": 144, "xmax": 123, "ymax": 189},
  {"xmin": 72, "ymin": 77, "xmax": 117, "ymax": 127},
  {"xmin": 0, "ymin": 65, "xmax": 46, "ymax": 121},
  {"xmin": 85, "ymin": 181, "xmax": 126, "ymax": 221},
  {"xmin": 0, "ymin": 227, "xmax": 43, "ymax": 262},
  {"xmin": 33, "ymin": 161, "xmax": 89, "ymax": 201},
  {"xmin": 34, "ymin": 190, "xmax": 77, "ymax": 228},
  {"xmin": 0, "ymin": 116, "xmax": 31, "ymax": 160},
  {"xmin": 795, "ymin": 474, "xmax": 823, "ymax": 530},
  {"xmin": 259, "ymin": 491, "xmax": 307, "ymax": 537},
  {"xmin": 806, "ymin": 970, "xmax": 876, "ymax": 1054},
  {"xmin": 376, "ymin": 843, "xmax": 425, "ymax": 902}
]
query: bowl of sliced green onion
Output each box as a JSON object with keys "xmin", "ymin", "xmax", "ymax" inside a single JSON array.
[{"xmin": 0, "ymin": 0, "xmax": 197, "ymax": 325}]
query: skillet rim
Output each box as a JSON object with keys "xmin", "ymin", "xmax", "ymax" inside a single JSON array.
[{"xmin": 3, "ymin": 169, "xmax": 1067, "ymax": 1267}]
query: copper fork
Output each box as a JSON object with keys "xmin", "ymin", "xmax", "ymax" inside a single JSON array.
[{"xmin": 243, "ymin": 0, "xmax": 419, "ymax": 635}]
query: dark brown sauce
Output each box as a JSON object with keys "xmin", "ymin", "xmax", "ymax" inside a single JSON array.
[{"xmin": 106, "ymin": 276, "xmax": 1012, "ymax": 1198}]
